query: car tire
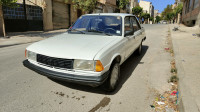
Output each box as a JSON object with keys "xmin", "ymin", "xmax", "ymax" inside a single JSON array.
[
  {"xmin": 136, "ymin": 42, "xmax": 142, "ymax": 55},
  {"xmin": 103, "ymin": 62, "xmax": 120, "ymax": 92}
]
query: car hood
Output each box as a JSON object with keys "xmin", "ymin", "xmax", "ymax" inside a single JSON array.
[{"xmin": 27, "ymin": 33, "xmax": 118, "ymax": 60}]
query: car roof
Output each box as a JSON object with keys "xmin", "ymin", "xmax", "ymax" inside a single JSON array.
[{"xmin": 85, "ymin": 13, "xmax": 134, "ymax": 17}]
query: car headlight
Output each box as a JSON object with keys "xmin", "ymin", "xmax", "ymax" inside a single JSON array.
[
  {"xmin": 73, "ymin": 60, "xmax": 94, "ymax": 71},
  {"xmin": 73, "ymin": 60, "xmax": 104, "ymax": 72},
  {"xmin": 27, "ymin": 50, "xmax": 37, "ymax": 61}
]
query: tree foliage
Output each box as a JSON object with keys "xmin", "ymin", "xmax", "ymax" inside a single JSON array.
[
  {"xmin": 141, "ymin": 13, "xmax": 150, "ymax": 20},
  {"xmin": 174, "ymin": 3, "xmax": 183, "ymax": 16},
  {"xmin": 161, "ymin": 5, "xmax": 173, "ymax": 20},
  {"xmin": 149, "ymin": 17, "xmax": 154, "ymax": 21},
  {"xmin": 65, "ymin": 0, "xmax": 97, "ymax": 13},
  {"xmin": 0, "ymin": 0, "xmax": 17, "ymax": 7},
  {"xmin": 155, "ymin": 16, "xmax": 161, "ymax": 23},
  {"xmin": 166, "ymin": 12, "xmax": 175, "ymax": 21},
  {"xmin": 132, "ymin": 6, "xmax": 143, "ymax": 17},
  {"xmin": 116, "ymin": 0, "xmax": 129, "ymax": 10}
]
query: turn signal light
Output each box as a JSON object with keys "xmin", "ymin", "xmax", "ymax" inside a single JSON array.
[
  {"xmin": 25, "ymin": 49, "xmax": 27, "ymax": 58},
  {"xmin": 95, "ymin": 60, "xmax": 104, "ymax": 72}
]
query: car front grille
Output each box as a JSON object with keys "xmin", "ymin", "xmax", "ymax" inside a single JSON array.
[{"xmin": 37, "ymin": 54, "xmax": 73, "ymax": 69}]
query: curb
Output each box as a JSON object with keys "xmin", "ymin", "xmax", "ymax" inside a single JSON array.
[
  {"xmin": 169, "ymin": 25, "xmax": 200, "ymax": 112},
  {"xmin": 0, "ymin": 40, "xmax": 40, "ymax": 48}
]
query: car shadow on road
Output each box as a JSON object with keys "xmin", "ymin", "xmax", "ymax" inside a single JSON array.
[{"xmin": 50, "ymin": 45, "xmax": 149, "ymax": 95}]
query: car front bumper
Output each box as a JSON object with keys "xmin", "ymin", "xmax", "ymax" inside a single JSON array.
[{"xmin": 23, "ymin": 60, "xmax": 109, "ymax": 87}]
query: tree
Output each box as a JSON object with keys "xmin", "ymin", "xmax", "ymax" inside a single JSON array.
[
  {"xmin": 0, "ymin": 0, "xmax": 17, "ymax": 37},
  {"xmin": 149, "ymin": 17, "xmax": 154, "ymax": 21},
  {"xmin": 0, "ymin": 0, "xmax": 17, "ymax": 7},
  {"xmin": 141, "ymin": 13, "xmax": 150, "ymax": 20},
  {"xmin": 173, "ymin": 3, "xmax": 183, "ymax": 23},
  {"xmin": 132, "ymin": 6, "xmax": 143, "ymax": 17},
  {"xmin": 174, "ymin": 3, "xmax": 183, "ymax": 15},
  {"xmin": 140, "ymin": 13, "xmax": 150, "ymax": 24},
  {"xmin": 155, "ymin": 16, "xmax": 161, "ymax": 23},
  {"xmin": 166, "ymin": 12, "xmax": 175, "ymax": 22},
  {"xmin": 116, "ymin": 0, "xmax": 129, "ymax": 10},
  {"xmin": 161, "ymin": 5, "xmax": 173, "ymax": 20},
  {"xmin": 65, "ymin": 0, "xmax": 97, "ymax": 13}
]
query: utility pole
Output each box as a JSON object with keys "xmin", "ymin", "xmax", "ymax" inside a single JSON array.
[{"xmin": 23, "ymin": 0, "xmax": 28, "ymax": 30}]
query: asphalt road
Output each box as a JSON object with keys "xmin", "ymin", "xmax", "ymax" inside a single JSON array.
[{"xmin": 0, "ymin": 24, "xmax": 171, "ymax": 112}]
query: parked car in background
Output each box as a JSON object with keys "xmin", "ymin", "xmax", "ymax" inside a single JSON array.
[
  {"xmin": 23, "ymin": 13, "xmax": 146, "ymax": 91},
  {"xmin": 162, "ymin": 20, "xmax": 167, "ymax": 24}
]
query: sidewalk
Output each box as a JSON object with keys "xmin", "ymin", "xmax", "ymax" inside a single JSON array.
[
  {"xmin": 169, "ymin": 24, "xmax": 200, "ymax": 112},
  {"xmin": 0, "ymin": 29, "xmax": 67, "ymax": 48}
]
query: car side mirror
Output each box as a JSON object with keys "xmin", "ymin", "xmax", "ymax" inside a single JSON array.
[{"xmin": 124, "ymin": 31, "xmax": 134, "ymax": 37}]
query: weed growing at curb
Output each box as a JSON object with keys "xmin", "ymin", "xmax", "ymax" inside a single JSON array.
[
  {"xmin": 170, "ymin": 75, "xmax": 179, "ymax": 83},
  {"xmin": 171, "ymin": 68, "xmax": 177, "ymax": 73}
]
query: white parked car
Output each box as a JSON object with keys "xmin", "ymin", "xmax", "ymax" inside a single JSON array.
[{"xmin": 23, "ymin": 13, "xmax": 146, "ymax": 91}]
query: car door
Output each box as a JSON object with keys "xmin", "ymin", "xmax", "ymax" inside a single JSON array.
[
  {"xmin": 131, "ymin": 16, "xmax": 142, "ymax": 50},
  {"xmin": 124, "ymin": 16, "xmax": 137, "ymax": 58}
]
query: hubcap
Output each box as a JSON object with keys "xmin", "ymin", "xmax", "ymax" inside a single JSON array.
[{"xmin": 110, "ymin": 64, "xmax": 119, "ymax": 88}]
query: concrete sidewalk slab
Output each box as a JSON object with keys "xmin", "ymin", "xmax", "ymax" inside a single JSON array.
[
  {"xmin": 0, "ymin": 29, "xmax": 67, "ymax": 48},
  {"xmin": 169, "ymin": 24, "xmax": 200, "ymax": 112}
]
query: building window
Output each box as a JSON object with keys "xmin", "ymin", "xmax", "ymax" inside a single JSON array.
[
  {"xmin": 189, "ymin": 0, "xmax": 193, "ymax": 11},
  {"xmin": 194, "ymin": 0, "xmax": 199, "ymax": 9}
]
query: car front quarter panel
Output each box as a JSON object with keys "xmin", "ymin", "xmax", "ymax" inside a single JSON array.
[{"xmin": 94, "ymin": 37, "xmax": 126, "ymax": 72}]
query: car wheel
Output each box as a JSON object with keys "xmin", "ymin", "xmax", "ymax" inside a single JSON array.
[
  {"xmin": 136, "ymin": 42, "xmax": 142, "ymax": 55},
  {"xmin": 104, "ymin": 62, "xmax": 120, "ymax": 92}
]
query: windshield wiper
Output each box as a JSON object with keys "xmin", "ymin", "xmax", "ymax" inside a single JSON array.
[
  {"xmin": 68, "ymin": 29, "xmax": 85, "ymax": 34},
  {"xmin": 87, "ymin": 29, "xmax": 112, "ymax": 36}
]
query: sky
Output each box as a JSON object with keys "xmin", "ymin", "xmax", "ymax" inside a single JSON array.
[{"xmin": 139, "ymin": 0, "xmax": 176, "ymax": 13}]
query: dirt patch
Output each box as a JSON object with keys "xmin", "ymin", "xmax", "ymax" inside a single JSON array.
[
  {"xmin": 76, "ymin": 98, "xmax": 80, "ymax": 100},
  {"xmin": 88, "ymin": 97, "xmax": 111, "ymax": 112},
  {"xmin": 55, "ymin": 92, "xmax": 65, "ymax": 97}
]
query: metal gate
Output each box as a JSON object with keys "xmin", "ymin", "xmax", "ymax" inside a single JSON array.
[
  {"xmin": 3, "ymin": 3, "xmax": 43, "ymax": 32},
  {"xmin": 52, "ymin": 1, "xmax": 70, "ymax": 29}
]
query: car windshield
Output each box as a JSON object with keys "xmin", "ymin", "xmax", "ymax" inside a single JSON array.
[{"xmin": 68, "ymin": 15, "xmax": 122, "ymax": 36}]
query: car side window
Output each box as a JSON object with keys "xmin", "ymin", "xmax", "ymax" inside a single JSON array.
[
  {"xmin": 130, "ymin": 17, "xmax": 140, "ymax": 32},
  {"xmin": 124, "ymin": 17, "xmax": 133, "ymax": 36}
]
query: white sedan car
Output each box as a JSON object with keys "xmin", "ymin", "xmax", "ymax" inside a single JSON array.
[{"xmin": 23, "ymin": 13, "xmax": 146, "ymax": 91}]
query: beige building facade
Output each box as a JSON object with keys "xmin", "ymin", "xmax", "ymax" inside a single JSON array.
[{"xmin": 139, "ymin": 0, "xmax": 154, "ymax": 17}]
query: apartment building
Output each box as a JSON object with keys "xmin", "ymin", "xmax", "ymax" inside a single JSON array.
[
  {"xmin": 181, "ymin": 0, "xmax": 200, "ymax": 27},
  {"xmin": 139, "ymin": 0, "xmax": 154, "ymax": 17}
]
